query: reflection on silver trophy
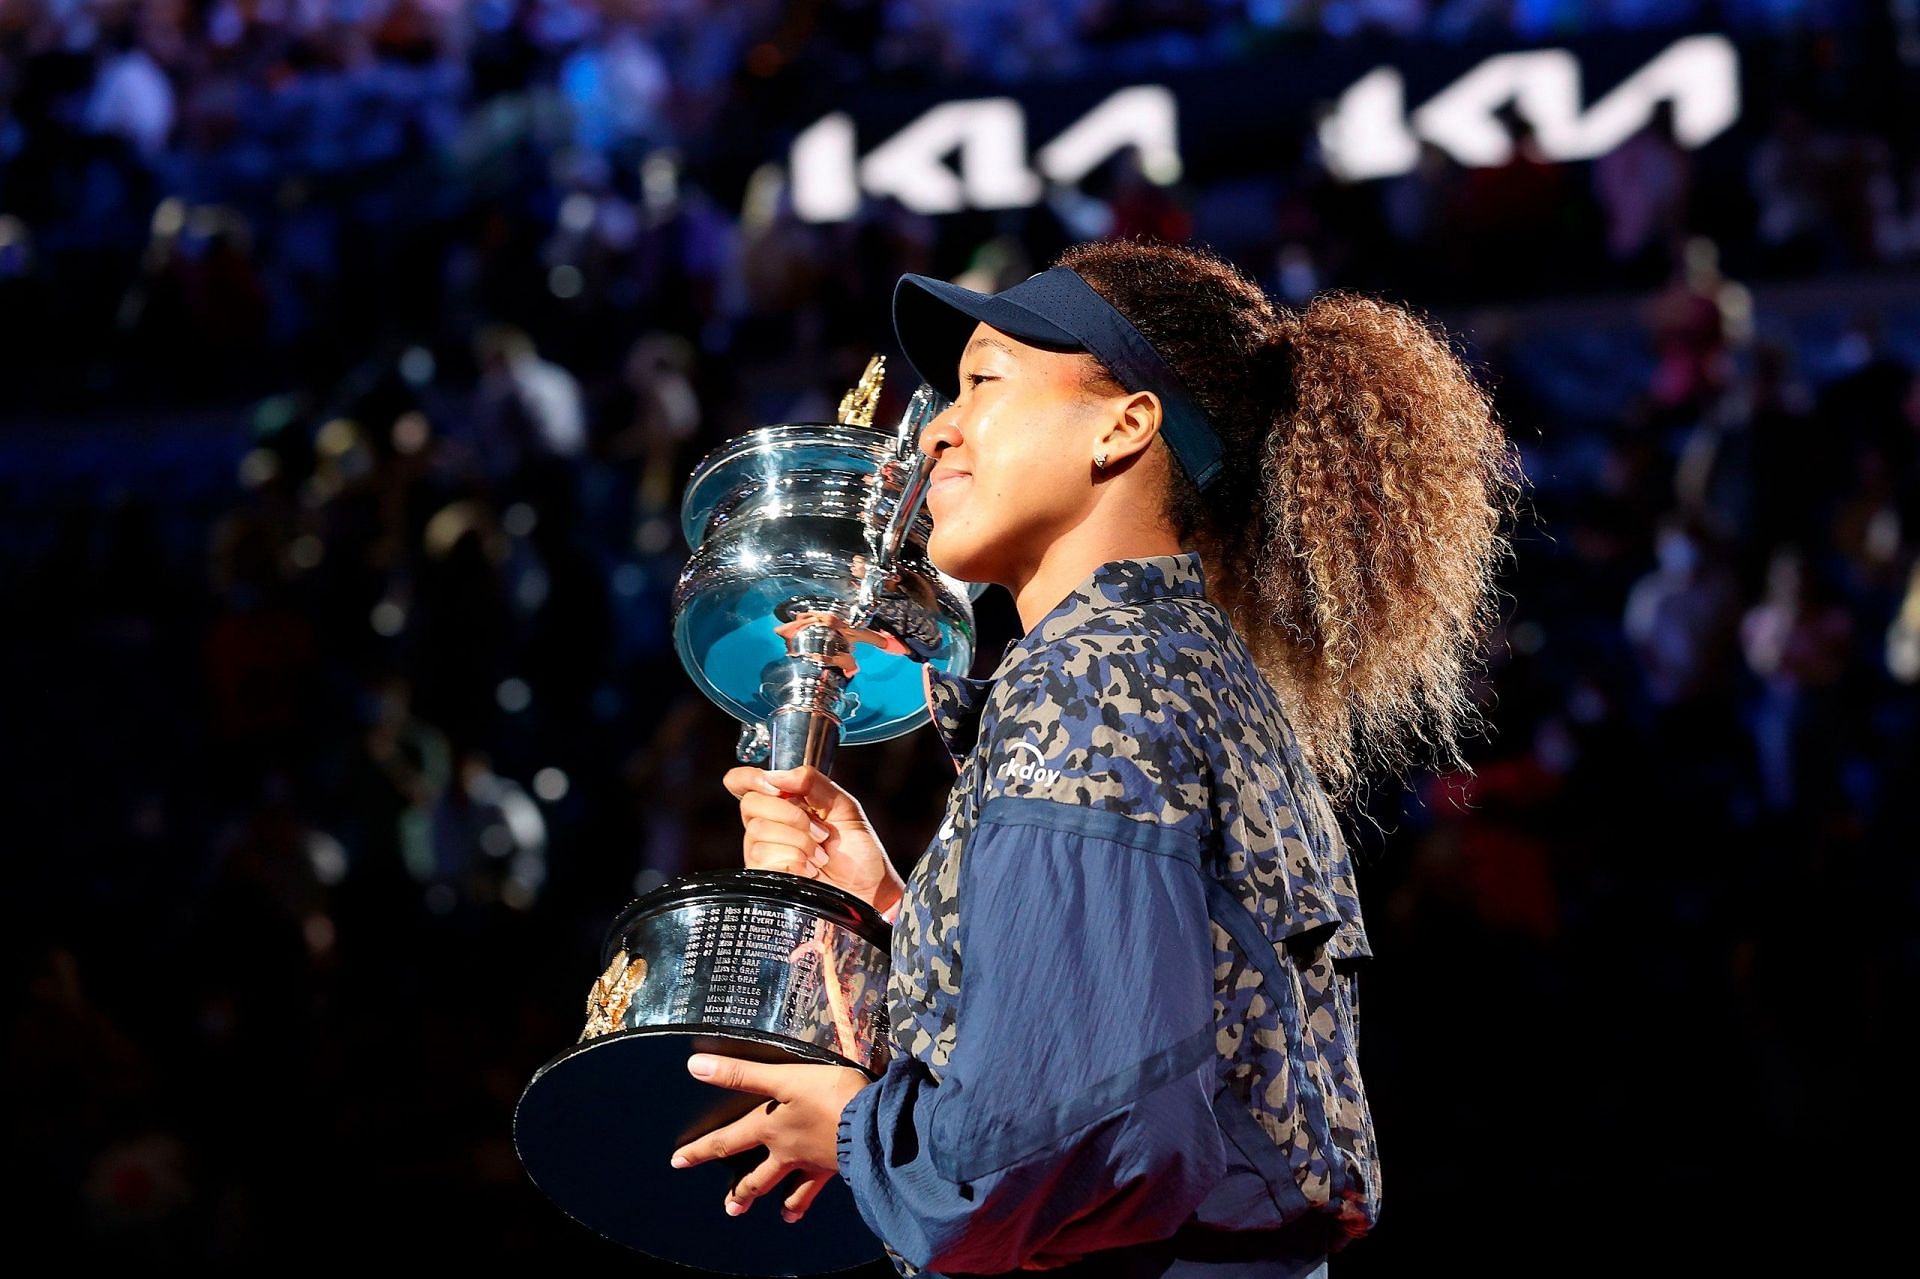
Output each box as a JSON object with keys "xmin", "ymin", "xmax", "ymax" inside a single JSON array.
[{"xmin": 513, "ymin": 359, "xmax": 975, "ymax": 1276}]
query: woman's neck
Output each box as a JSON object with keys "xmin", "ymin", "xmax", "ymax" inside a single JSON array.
[{"xmin": 1010, "ymin": 522, "xmax": 1186, "ymax": 633}]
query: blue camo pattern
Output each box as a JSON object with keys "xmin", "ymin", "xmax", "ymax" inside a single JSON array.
[{"xmin": 878, "ymin": 552, "xmax": 1379, "ymax": 1275}]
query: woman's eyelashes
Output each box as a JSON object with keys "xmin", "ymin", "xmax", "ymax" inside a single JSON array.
[{"xmin": 962, "ymin": 372, "xmax": 998, "ymax": 391}]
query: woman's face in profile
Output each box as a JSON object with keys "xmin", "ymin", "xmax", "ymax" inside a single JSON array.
[{"xmin": 917, "ymin": 321, "xmax": 1101, "ymax": 588}]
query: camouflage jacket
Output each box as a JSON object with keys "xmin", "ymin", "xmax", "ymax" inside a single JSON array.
[{"xmin": 834, "ymin": 552, "xmax": 1379, "ymax": 1278}]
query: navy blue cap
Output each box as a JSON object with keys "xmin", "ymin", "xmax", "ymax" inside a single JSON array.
[{"xmin": 892, "ymin": 266, "xmax": 1226, "ymax": 492}]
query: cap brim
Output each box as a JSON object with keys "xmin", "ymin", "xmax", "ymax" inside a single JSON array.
[{"xmin": 891, "ymin": 274, "xmax": 1085, "ymax": 399}]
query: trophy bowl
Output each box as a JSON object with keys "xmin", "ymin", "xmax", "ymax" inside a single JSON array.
[
  {"xmin": 673, "ymin": 420, "xmax": 978, "ymax": 750},
  {"xmin": 515, "ymin": 377, "xmax": 972, "ymax": 1276}
]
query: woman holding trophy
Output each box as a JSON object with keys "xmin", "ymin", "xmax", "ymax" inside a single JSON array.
[{"xmin": 667, "ymin": 238, "xmax": 1518, "ymax": 1277}]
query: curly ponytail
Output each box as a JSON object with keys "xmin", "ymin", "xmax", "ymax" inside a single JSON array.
[{"xmin": 1054, "ymin": 239, "xmax": 1522, "ymax": 800}]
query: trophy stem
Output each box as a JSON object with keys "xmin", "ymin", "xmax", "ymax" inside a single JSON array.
[
  {"xmin": 769, "ymin": 702, "xmax": 841, "ymax": 772},
  {"xmin": 760, "ymin": 620, "xmax": 860, "ymax": 772}
]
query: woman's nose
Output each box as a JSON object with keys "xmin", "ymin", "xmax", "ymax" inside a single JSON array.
[{"xmin": 917, "ymin": 404, "xmax": 961, "ymax": 458}]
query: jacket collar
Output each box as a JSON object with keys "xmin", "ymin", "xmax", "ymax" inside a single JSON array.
[{"xmin": 922, "ymin": 552, "xmax": 1208, "ymax": 767}]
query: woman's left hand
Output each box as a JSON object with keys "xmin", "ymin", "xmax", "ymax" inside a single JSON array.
[{"xmin": 670, "ymin": 1054, "xmax": 871, "ymax": 1223}]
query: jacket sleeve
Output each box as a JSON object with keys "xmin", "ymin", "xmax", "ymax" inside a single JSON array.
[{"xmin": 835, "ymin": 793, "xmax": 1224, "ymax": 1274}]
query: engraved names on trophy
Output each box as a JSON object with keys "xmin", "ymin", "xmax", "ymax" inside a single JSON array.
[
  {"xmin": 669, "ymin": 900, "xmax": 810, "ymax": 1023},
  {"xmin": 592, "ymin": 894, "xmax": 888, "ymax": 1068}
]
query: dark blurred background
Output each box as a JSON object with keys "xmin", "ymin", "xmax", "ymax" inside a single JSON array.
[{"xmin": 3, "ymin": 0, "xmax": 1914, "ymax": 1271}]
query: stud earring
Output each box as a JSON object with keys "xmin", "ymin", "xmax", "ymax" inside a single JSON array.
[{"xmin": 1094, "ymin": 452, "xmax": 1108, "ymax": 470}]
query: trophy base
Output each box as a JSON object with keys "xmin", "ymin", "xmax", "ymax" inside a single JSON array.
[{"xmin": 514, "ymin": 1025, "xmax": 883, "ymax": 1277}]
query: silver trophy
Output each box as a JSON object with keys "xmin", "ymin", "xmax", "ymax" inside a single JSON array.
[{"xmin": 514, "ymin": 360, "xmax": 975, "ymax": 1276}]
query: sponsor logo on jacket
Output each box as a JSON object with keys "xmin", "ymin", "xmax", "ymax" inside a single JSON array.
[{"xmin": 998, "ymin": 741, "xmax": 1062, "ymax": 789}]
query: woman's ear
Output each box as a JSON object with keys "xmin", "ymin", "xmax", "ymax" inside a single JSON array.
[{"xmin": 1095, "ymin": 390, "xmax": 1164, "ymax": 466}]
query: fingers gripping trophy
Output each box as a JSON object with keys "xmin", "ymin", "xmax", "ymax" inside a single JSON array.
[{"xmin": 514, "ymin": 360, "xmax": 979, "ymax": 1276}]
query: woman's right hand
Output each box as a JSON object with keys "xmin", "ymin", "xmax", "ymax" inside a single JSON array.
[{"xmin": 722, "ymin": 764, "xmax": 905, "ymax": 917}]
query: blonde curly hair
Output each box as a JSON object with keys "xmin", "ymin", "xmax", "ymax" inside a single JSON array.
[{"xmin": 1056, "ymin": 238, "xmax": 1522, "ymax": 800}]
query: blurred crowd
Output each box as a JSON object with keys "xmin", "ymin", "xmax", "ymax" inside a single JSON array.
[
  {"xmin": 3, "ymin": 0, "xmax": 1916, "ymax": 1269},
  {"xmin": 0, "ymin": 0, "xmax": 1914, "ymax": 415}
]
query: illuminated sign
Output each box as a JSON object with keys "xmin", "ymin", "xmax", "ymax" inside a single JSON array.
[
  {"xmin": 1320, "ymin": 34, "xmax": 1739, "ymax": 180},
  {"xmin": 793, "ymin": 85, "xmax": 1179, "ymax": 223},
  {"xmin": 787, "ymin": 34, "xmax": 1739, "ymax": 223}
]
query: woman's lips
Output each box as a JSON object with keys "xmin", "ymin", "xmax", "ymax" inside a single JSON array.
[{"xmin": 929, "ymin": 470, "xmax": 971, "ymax": 498}]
